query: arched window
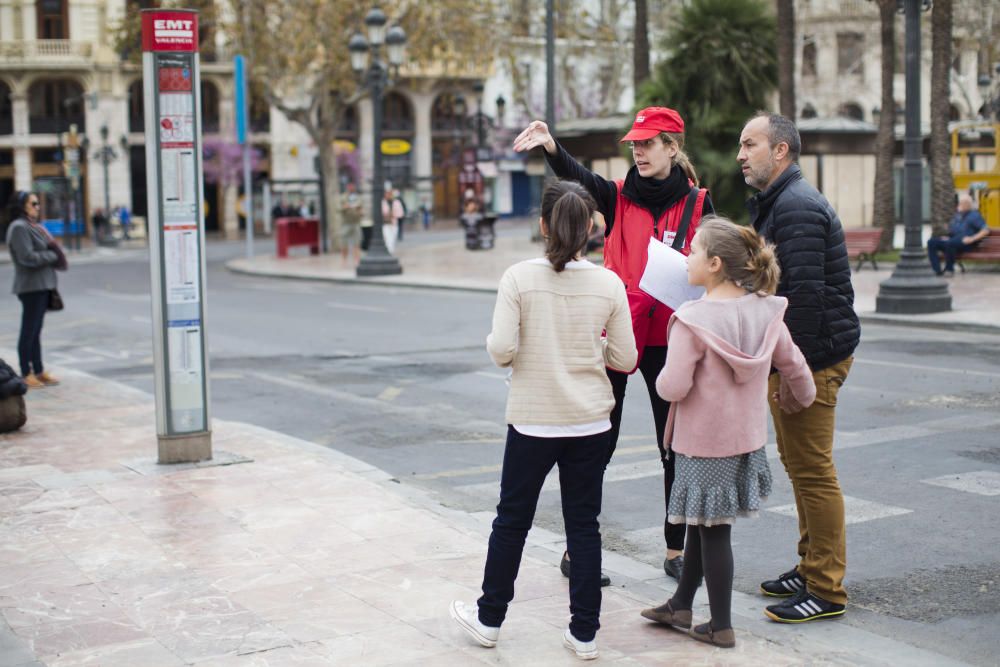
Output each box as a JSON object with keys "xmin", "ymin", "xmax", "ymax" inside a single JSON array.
[
  {"xmin": 382, "ymin": 92, "xmax": 412, "ymax": 134},
  {"xmin": 0, "ymin": 81, "xmax": 12, "ymax": 135},
  {"xmin": 201, "ymin": 80, "xmax": 220, "ymax": 134},
  {"xmin": 128, "ymin": 80, "xmax": 144, "ymax": 134},
  {"xmin": 28, "ymin": 79, "xmax": 85, "ymax": 134},
  {"xmin": 36, "ymin": 0, "xmax": 68, "ymax": 39},
  {"xmin": 837, "ymin": 102, "xmax": 864, "ymax": 120},
  {"xmin": 431, "ymin": 92, "xmax": 469, "ymax": 134},
  {"xmin": 802, "ymin": 39, "xmax": 817, "ymax": 78},
  {"xmin": 336, "ymin": 105, "xmax": 357, "ymax": 138},
  {"xmin": 801, "ymin": 103, "xmax": 818, "ymax": 119}
]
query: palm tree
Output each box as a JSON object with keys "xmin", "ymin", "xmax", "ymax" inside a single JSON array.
[
  {"xmin": 872, "ymin": 0, "xmax": 897, "ymax": 251},
  {"xmin": 776, "ymin": 0, "xmax": 796, "ymax": 119},
  {"xmin": 638, "ymin": 0, "xmax": 777, "ymax": 219},
  {"xmin": 634, "ymin": 0, "xmax": 651, "ymax": 92},
  {"xmin": 929, "ymin": 0, "xmax": 955, "ymax": 237}
]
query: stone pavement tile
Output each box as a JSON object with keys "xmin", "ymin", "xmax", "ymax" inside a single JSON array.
[
  {"xmin": 10, "ymin": 615, "xmax": 148, "ymax": 659},
  {"xmin": 15, "ymin": 486, "xmax": 108, "ymax": 514},
  {"xmin": 1, "ymin": 582, "xmax": 119, "ymax": 629},
  {"xmin": 0, "ymin": 558, "xmax": 93, "ymax": 597},
  {"xmin": 0, "ymin": 527, "xmax": 62, "ymax": 566},
  {"xmin": 88, "ymin": 475, "xmax": 188, "ymax": 505},
  {"xmin": 334, "ymin": 562, "xmax": 482, "ymax": 623},
  {"xmin": 243, "ymin": 521, "xmax": 367, "ymax": 560},
  {"xmin": 333, "ymin": 506, "xmax": 453, "ymax": 540},
  {"xmin": 46, "ymin": 523, "xmax": 174, "ymax": 582},
  {"xmin": 198, "ymin": 644, "xmax": 332, "ymax": 666},
  {"xmin": 0, "ymin": 618, "xmax": 40, "ymax": 666},
  {"xmin": 32, "ymin": 469, "xmax": 131, "ymax": 491},
  {"xmin": 96, "ymin": 570, "xmax": 224, "ymax": 629},
  {"xmin": 311, "ymin": 622, "xmax": 478, "ymax": 666},
  {"xmin": 219, "ymin": 499, "xmax": 328, "ymax": 533},
  {"xmin": 0, "ymin": 464, "xmax": 62, "ymax": 483},
  {"xmin": 42, "ymin": 637, "xmax": 184, "ymax": 667},
  {"xmin": 228, "ymin": 578, "xmax": 345, "ymax": 615},
  {"xmin": 4, "ymin": 502, "xmax": 132, "ymax": 533},
  {"xmin": 257, "ymin": 593, "xmax": 399, "ymax": 643},
  {"xmin": 190, "ymin": 553, "xmax": 313, "ymax": 595},
  {"xmin": 124, "ymin": 494, "xmax": 249, "ymax": 542},
  {"xmin": 377, "ymin": 525, "xmax": 489, "ymax": 566},
  {"xmin": 152, "ymin": 611, "xmax": 293, "ymax": 664}
]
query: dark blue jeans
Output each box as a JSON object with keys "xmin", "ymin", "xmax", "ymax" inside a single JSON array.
[
  {"xmin": 928, "ymin": 236, "xmax": 975, "ymax": 273},
  {"xmin": 478, "ymin": 426, "xmax": 611, "ymax": 642},
  {"xmin": 17, "ymin": 290, "xmax": 49, "ymax": 377}
]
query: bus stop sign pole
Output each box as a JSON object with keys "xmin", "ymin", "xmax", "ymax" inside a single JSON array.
[{"xmin": 141, "ymin": 9, "xmax": 213, "ymax": 463}]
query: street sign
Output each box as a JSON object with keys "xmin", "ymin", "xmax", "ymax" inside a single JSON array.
[
  {"xmin": 380, "ymin": 138, "xmax": 411, "ymax": 155},
  {"xmin": 142, "ymin": 9, "xmax": 212, "ymax": 463}
]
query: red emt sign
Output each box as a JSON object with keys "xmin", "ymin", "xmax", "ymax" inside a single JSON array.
[{"xmin": 142, "ymin": 11, "xmax": 199, "ymax": 52}]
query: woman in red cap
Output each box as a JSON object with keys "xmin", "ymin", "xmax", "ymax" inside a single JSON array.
[{"xmin": 514, "ymin": 107, "xmax": 713, "ymax": 584}]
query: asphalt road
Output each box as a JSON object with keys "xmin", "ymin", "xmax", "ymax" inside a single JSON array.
[{"xmin": 2, "ymin": 237, "xmax": 998, "ymax": 665}]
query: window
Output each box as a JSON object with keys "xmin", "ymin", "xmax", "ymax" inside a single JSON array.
[
  {"xmin": 801, "ymin": 104, "xmax": 818, "ymax": 119},
  {"xmin": 128, "ymin": 80, "xmax": 144, "ymax": 133},
  {"xmin": 837, "ymin": 32, "xmax": 864, "ymax": 76},
  {"xmin": 36, "ymin": 0, "xmax": 68, "ymax": 39},
  {"xmin": 0, "ymin": 82, "xmax": 12, "ymax": 135},
  {"xmin": 201, "ymin": 81, "xmax": 220, "ymax": 134},
  {"xmin": 802, "ymin": 39, "xmax": 818, "ymax": 78},
  {"xmin": 28, "ymin": 79, "xmax": 85, "ymax": 134},
  {"xmin": 837, "ymin": 102, "xmax": 864, "ymax": 120},
  {"xmin": 382, "ymin": 92, "xmax": 412, "ymax": 133}
]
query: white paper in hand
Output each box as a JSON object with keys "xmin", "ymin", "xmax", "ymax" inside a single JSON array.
[{"xmin": 638, "ymin": 237, "xmax": 705, "ymax": 311}]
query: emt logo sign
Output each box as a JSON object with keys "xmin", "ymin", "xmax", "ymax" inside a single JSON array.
[{"xmin": 142, "ymin": 11, "xmax": 199, "ymax": 52}]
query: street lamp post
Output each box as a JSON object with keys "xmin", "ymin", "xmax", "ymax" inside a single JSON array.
[
  {"xmin": 875, "ymin": 0, "xmax": 952, "ymax": 314},
  {"xmin": 350, "ymin": 7, "xmax": 406, "ymax": 277},
  {"xmin": 92, "ymin": 124, "xmax": 129, "ymax": 240}
]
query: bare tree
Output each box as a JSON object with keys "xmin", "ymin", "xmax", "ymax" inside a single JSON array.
[
  {"xmin": 929, "ymin": 0, "xmax": 955, "ymax": 237},
  {"xmin": 775, "ymin": 0, "xmax": 796, "ymax": 118}
]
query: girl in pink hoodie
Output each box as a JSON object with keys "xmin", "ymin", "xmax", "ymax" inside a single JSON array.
[{"xmin": 639, "ymin": 217, "xmax": 816, "ymax": 648}]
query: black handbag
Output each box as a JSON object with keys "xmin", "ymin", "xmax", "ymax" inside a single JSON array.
[{"xmin": 47, "ymin": 288, "xmax": 64, "ymax": 312}]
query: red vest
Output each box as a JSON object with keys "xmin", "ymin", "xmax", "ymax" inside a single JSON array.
[{"xmin": 604, "ymin": 181, "xmax": 707, "ymax": 349}]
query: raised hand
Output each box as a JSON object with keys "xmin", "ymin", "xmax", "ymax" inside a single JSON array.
[{"xmin": 513, "ymin": 120, "xmax": 556, "ymax": 155}]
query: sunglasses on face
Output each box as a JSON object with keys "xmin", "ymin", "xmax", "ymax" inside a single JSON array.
[{"xmin": 27, "ymin": 201, "xmax": 39, "ymax": 208}]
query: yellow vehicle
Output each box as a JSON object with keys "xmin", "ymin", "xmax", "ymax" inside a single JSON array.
[{"xmin": 952, "ymin": 122, "xmax": 1000, "ymax": 228}]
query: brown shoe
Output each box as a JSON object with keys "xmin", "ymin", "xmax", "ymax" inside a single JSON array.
[
  {"xmin": 689, "ymin": 621, "xmax": 736, "ymax": 649},
  {"xmin": 36, "ymin": 371, "xmax": 60, "ymax": 386},
  {"xmin": 23, "ymin": 374, "xmax": 45, "ymax": 390},
  {"xmin": 640, "ymin": 600, "xmax": 692, "ymax": 630}
]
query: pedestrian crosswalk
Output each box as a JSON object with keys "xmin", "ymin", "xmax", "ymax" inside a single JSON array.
[
  {"xmin": 921, "ymin": 470, "xmax": 1000, "ymax": 496},
  {"xmin": 766, "ymin": 496, "xmax": 913, "ymax": 525}
]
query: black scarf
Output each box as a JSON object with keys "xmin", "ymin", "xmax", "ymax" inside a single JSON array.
[{"xmin": 621, "ymin": 163, "xmax": 690, "ymax": 224}]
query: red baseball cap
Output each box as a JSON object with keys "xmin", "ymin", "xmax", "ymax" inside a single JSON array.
[{"xmin": 620, "ymin": 106, "xmax": 685, "ymax": 142}]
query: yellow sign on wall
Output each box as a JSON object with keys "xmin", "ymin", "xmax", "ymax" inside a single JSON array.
[
  {"xmin": 334, "ymin": 140, "xmax": 356, "ymax": 153},
  {"xmin": 381, "ymin": 139, "xmax": 411, "ymax": 155}
]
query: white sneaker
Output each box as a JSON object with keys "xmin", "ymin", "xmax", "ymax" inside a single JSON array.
[
  {"xmin": 563, "ymin": 627, "xmax": 599, "ymax": 660},
  {"xmin": 450, "ymin": 600, "xmax": 499, "ymax": 648}
]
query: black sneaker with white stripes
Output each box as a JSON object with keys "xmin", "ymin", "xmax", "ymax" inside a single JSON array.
[
  {"xmin": 759, "ymin": 567, "xmax": 805, "ymax": 597},
  {"xmin": 764, "ymin": 589, "xmax": 845, "ymax": 623}
]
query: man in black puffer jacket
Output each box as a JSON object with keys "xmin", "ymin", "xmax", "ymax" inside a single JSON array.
[
  {"xmin": 0, "ymin": 358, "xmax": 28, "ymax": 433},
  {"xmin": 738, "ymin": 112, "xmax": 860, "ymax": 625}
]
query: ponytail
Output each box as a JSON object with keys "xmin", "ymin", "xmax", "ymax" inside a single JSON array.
[
  {"xmin": 540, "ymin": 180, "xmax": 597, "ymax": 272},
  {"xmin": 696, "ymin": 216, "xmax": 780, "ymax": 295},
  {"xmin": 660, "ymin": 132, "xmax": 699, "ymax": 187}
]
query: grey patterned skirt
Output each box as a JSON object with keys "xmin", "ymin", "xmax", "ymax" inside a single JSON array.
[{"xmin": 667, "ymin": 448, "xmax": 772, "ymax": 527}]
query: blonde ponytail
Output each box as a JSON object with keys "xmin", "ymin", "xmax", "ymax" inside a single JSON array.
[
  {"xmin": 661, "ymin": 131, "xmax": 699, "ymax": 187},
  {"xmin": 696, "ymin": 216, "xmax": 781, "ymax": 295}
]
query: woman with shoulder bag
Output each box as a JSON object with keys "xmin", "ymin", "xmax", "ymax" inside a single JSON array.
[
  {"xmin": 5, "ymin": 191, "xmax": 65, "ymax": 389},
  {"xmin": 514, "ymin": 107, "xmax": 714, "ymax": 583}
]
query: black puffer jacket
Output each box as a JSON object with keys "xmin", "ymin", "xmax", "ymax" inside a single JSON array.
[
  {"xmin": 747, "ymin": 165, "xmax": 860, "ymax": 371},
  {"xmin": 0, "ymin": 359, "xmax": 27, "ymax": 398}
]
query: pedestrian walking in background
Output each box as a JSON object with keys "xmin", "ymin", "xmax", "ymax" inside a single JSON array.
[
  {"xmin": 451, "ymin": 180, "xmax": 637, "ymax": 661},
  {"xmin": 514, "ymin": 106, "xmax": 713, "ymax": 583},
  {"xmin": 393, "ymin": 188, "xmax": 407, "ymax": 241},
  {"xmin": 380, "ymin": 189, "xmax": 403, "ymax": 255},
  {"xmin": 340, "ymin": 182, "xmax": 362, "ymax": 267},
  {"xmin": 927, "ymin": 193, "xmax": 990, "ymax": 276},
  {"xmin": 118, "ymin": 205, "xmax": 132, "ymax": 240},
  {"xmin": 738, "ymin": 112, "xmax": 860, "ymax": 623},
  {"xmin": 5, "ymin": 191, "xmax": 66, "ymax": 390},
  {"xmin": 639, "ymin": 217, "xmax": 815, "ymax": 649}
]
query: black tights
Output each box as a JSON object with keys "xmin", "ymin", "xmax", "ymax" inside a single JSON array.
[{"xmin": 669, "ymin": 524, "xmax": 733, "ymax": 630}]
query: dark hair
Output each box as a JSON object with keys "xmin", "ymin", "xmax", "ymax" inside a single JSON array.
[
  {"xmin": 696, "ymin": 216, "xmax": 780, "ymax": 294},
  {"xmin": 540, "ymin": 180, "xmax": 596, "ymax": 272},
  {"xmin": 755, "ymin": 111, "xmax": 801, "ymax": 162},
  {"xmin": 6, "ymin": 190, "xmax": 35, "ymax": 225}
]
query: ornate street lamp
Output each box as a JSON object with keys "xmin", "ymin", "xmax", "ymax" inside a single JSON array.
[
  {"xmin": 350, "ymin": 7, "xmax": 407, "ymax": 277},
  {"xmin": 875, "ymin": 0, "xmax": 951, "ymax": 313}
]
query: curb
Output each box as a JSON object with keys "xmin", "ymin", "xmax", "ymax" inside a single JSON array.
[{"xmin": 858, "ymin": 313, "xmax": 1000, "ymax": 334}]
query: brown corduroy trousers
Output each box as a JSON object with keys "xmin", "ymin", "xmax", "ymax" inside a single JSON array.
[{"xmin": 768, "ymin": 357, "xmax": 853, "ymax": 605}]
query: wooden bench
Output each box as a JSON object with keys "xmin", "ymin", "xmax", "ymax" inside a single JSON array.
[
  {"xmin": 844, "ymin": 229, "xmax": 883, "ymax": 271},
  {"xmin": 956, "ymin": 233, "xmax": 1000, "ymax": 272}
]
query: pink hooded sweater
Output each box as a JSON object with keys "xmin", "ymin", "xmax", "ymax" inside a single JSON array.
[{"xmin": 656, "ymin": 293, "xmax": 816, "ymax": 458}]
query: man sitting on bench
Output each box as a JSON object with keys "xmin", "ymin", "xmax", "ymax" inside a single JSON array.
[{"xmin": 928, "ymin": 194, "xmax": 990, "ymax": 276}]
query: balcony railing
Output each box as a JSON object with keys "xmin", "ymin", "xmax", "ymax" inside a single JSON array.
[{"xmin": 0, "ymin": 40, "xmax": 93, "ymax": 61}]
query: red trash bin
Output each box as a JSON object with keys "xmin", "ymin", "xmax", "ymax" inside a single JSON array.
[{"xmin": 275, "ymin": 217, "xmax": 320, "ymax": 258}]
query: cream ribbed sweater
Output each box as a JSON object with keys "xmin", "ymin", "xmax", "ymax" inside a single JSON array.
[{"xmin": 487, "ymin": 258, "xmax": 637, "ymax": 425}]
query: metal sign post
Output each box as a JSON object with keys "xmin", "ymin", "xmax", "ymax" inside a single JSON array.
[
  {"xmin": 141, "ymin": 9, "xmax": 212, "ymax": 463},
  {"xmin": 234, "ymin": 54, "xmax": 253, "ymax": 259}
]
